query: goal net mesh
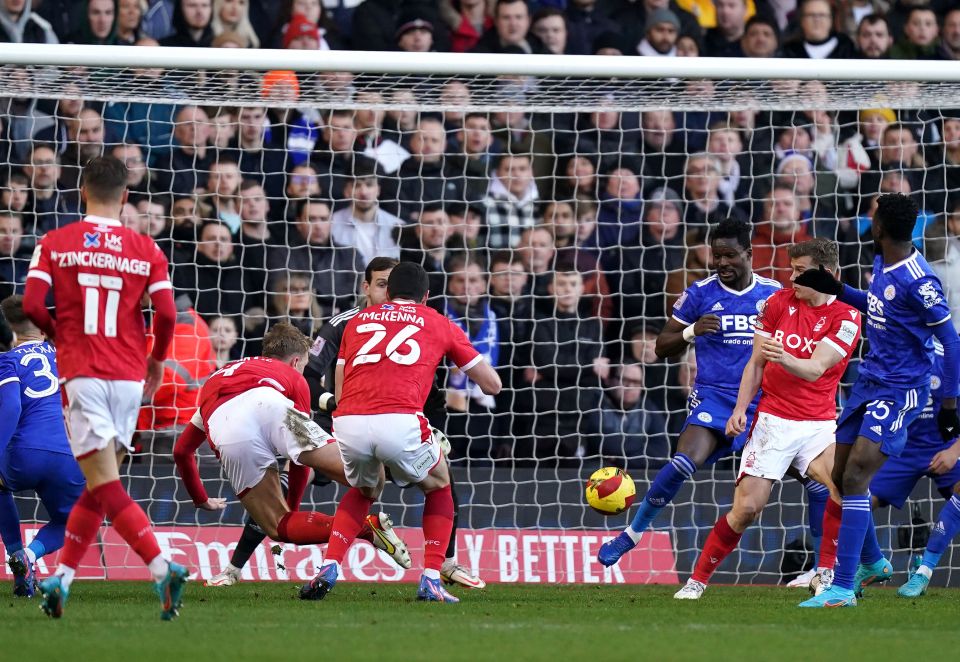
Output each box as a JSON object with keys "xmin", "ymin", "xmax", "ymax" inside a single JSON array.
[{"xmin": 3, "ymin": 57, "xmax": 959, "ymax": 586}]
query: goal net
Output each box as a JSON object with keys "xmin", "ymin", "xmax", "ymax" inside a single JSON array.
[{"xmin": 3, "ymin": 45, "xmax": 960, "ymax": 586}]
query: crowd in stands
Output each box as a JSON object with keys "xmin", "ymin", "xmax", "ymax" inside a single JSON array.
[{"xmin": 1, "ymin": 0, "xmax": 960, "ymax": 467}]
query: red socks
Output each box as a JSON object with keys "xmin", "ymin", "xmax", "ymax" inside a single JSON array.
[
  {"xmin": 325, "ymin": 488, "xmax": 374, "ymax": 564},
  {"xmin": 691, "ymin": 515, "xmax": 743, "ymax": 584},
  {"xmin": 819, "ymin": 498, "xmax": 842, "ymax": 570},
  {"xmin": 422, "ymin": 485, "xmax": 454, "ymax": 572},
  {"xmin": 59, "ymin": 489, "xmax": 105, "ymax": 570},
  {"xmin": 276, "ymin": 511, "xmax": 334, "ymax": 545},
  {"xmin": 92, "ymin": 480, "xmax": 163, "ymax": 566}
]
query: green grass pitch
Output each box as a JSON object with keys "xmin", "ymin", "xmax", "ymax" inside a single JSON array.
[{"xmin": 2, "ymin": 581, "xmax": 959, "ymax": 661}]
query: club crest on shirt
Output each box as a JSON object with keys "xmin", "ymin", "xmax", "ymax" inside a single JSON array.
[
  {"xmin": 813, "ymin": 316, "xmax": 826, "ymax": 333},
  {"xmin": 931, "ymin": 375, "xmax": 942, "ymax": 391},
  {"xmin": 917, "ymin": 282, "xmax": 943, "ymax": 309},
  {"xmin": 883, "ymin": 284, "xmax": 896, "ymax": 301},
  {"xmin": 756, "ymin": 299, "xmax": 766, "ymax": 313},
  {"xmin": 309, "ymin": 336, "xmax": 326, "ymax": 356}
]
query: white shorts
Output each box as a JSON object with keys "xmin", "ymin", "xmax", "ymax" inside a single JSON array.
[
  {"xmin": 206, "ymin": 387, "xmax": 334, "ymax": 497},
  {"xmin": 738, "ymin": 412, "xmax": 835, "ymax": 482},
  {"xmin": 64, "ymin": 378, "xmax": 143, "ymax": 459},
  {"xmin": 333, "ymin": 413, "xmax": 440, "ymax": 490}
]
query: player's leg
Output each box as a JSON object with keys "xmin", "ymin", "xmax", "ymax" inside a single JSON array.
[
  {"xmin": 437, "ymin": 433, "xmax": 485, "ymax": 589},
  {"xmin": 599, "ymin": 424, "xmax": 722, "ymax": 567},
  {"xmin": 414, "ymin": 454, "xmax": 460, "ymax": 603},
  {"xmin": 676, "ymin": 475, "xmax": 775, "ymax": 600},
  {"xmin": 784, "ymin": 466, "xmax": 830, "ymax": 588},
  {"xmin": 31, "ymin": 454, "xmax": 85, "ymax": 562},
  {"xmin": 0, "ymin": 485, "xmax": 31, "ymax": 597},
  {"xmin": 899, "ymin": 477, "xmax": 960, "ymax": 598},
  {"xmin": 803, "ymin": 445, "xmax": 842, "ymax": 593}
]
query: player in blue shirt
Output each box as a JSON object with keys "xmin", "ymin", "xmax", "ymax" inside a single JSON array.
[
  {"xmin": 598, "ymin": 219, "xmax": 784, "ymax": 567},
  {"xmin": 867, "ymin": 346, "xmax": 960, "ymax": 598},
  {"xmin": 797, "ymin": 193, "xmax": 960, "ymax": 608},
  {"xmin": 0, "ymin": 296, "xmax": 84, "ymax": 597}
]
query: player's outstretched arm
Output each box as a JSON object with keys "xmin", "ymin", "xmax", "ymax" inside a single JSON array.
[
  {"xmin": 794, "ymin": 265, "xmax": 868, "ymax": 313},
  {"xmin": 932, "ymin": 324, "xmax": 960, "ymax": 440},
  {"xmin": 655, "ymin": 315, "xmax": 720, "ymax": 359},
  {"xmin": 22, "ymin": 278, "xmax": 55, "ymax": 340},
  {"xmin": 727, "ymin": 335, "xmax": 766, "ymax": 437},
  {"xmin": 173, "ymin": 419, "xmax": 217, "ymax": 508},
  {"xmin": 464, "ymin": 359, "xmax": 502, "ymax": 396},
  {"xmin": 761, "ymin": 337, "xmax": 843, "ymax": 382}
]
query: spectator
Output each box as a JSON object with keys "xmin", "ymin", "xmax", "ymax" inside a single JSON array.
[
  {"xmin": 529, "ymin": 267, "xmax": 605, "ymax": 461},
  {"xmin": 119, "ymin": 201, "xmax": 146, "ymax": 234},
  {"xmin": 0, "ymin": 173, "xmax": 29, "ymax": 215},
  {"xmin": 856, "ymin": 14, "xmax": 894, "ymax": 58},
  {"xmin": 890, "ymin": 6, "xmax": 941, "ymax": 60},
  {"xmin": 226, "ymin": 106, "xmax": 286, "ymax": 200},
  {"xmin": 208, "ymin": 108, "xmax": 237, "ymax": 150},
  {"xmin": 941, "ymin": 8, "xmax": 960, "ymax": 60},
  {"xmin": 172, "ymin": 219, "xmax": 248, "ymax": 320},
  {"xmin": 739, "ymin": 13, "xmax": 779, "ymax": 57},
  {"xmin": 59, "ymin": 108, "xmax": 107, "ymax": 191},
  {"xmin": 136, "ymin": 197, "xmax": 169, "ymax": 239},
  {"xmin": 22, "ymin": 143, "xmax": 80, "ymax": 234},
  {"xmin": 450, "ymin": 112, "xmax": 499, "ymax": 202},
  {"xmin": 597, "ymin": 164, "xmax": 644, "ymax": 249},
  {"xmin": 203, "ymin": 157, "xmax": 243, "ymax": 231},
  {"xmin": 399, "ymin": 203, "xmax": 451, "ymax": 305},
  {"xmin": 637, "ymin": 9, "xmax": 680, "ymax": 56},
  {"xmin": 443, "ymin": 252, "xmax": 504, "ymax": 459},
  {"xmin": 781, "ymin": 0, "xmax": 857, "ymax": 59},
  {"xmin": 274, "ymin": 0, "xmax": 342, "ymax": 50},
  {"xmin": 392, "ymin": 117, "xmax": 464, "ymax": 222},
  {"xmin": 555, "ymin": 155, "xmax": 598, "ymax": 202},
  {"xmin": 0, "ymin": 211, "xmax": 30, "ymax": 299},
  {"xmin": 676, "ymin": 32, "xmax": 701, "ymax": 56},
  {"xmin": 707, "ymin": 122, "xmax": 761, "ymax": 214},
  {"xmin": 471, "ymin": 0, "xmax": 547, "ymax": 54},
  {"xmin": 281, "ymin": 198, "xmax": 363, "ymax": 316},
  {"xmin": 69, "ymin": 0, "xmax": 116, "ymax": 44},
  {"xmin": 282, "ymin": 12, "xmax": 321, "ymax": 49},
  {"xmin": 439, "ymin": 80, "xmax": 471, "ymax": 134},
  {"xmin": 774, "ymin": 150, "xmax": 837, "ymax": 237},
  {"xmin": 208, "ymin": 314, "xmax": 239, "ymax": 367},
  {"xmin": 351, "ymin": 0, "xmax": 445, "ymax": 53},
  {"xmin": 606, "ymin": 0, "xmax": 701, "ymax": 50},
  {"xmin": 838, "ymin": 1, "xmax": 888, "ymax": 40},
  {"xmin": 483, "ymin": 153, "xmax": 538, "ymax": 249},
  {"xmin": 160, "ymin": 0, "xmax": 214, "ymax": 47},
  {"xmin": 924, "ymin": 199, "xmax": 960, "ymax": 328},
  {"xmin": 110, "ymin": 143, "xmax": 152, "ymax": 194},
  {"xmin": 591, "ymin": 363, "xmax": 671, "ymax": 469},
  {"xmin": 212, "ymin": 0, "xmax": 260, "ymax": 48},
  {"xmin": 116, "ymin": 0, "xmax": 145, "ymax": 45},
  {"xmin": 210, "ymin": 29, "xmax": 248, "ymax": 48},
  {"xmin": 152, "ymin": 105, "xmax": 214, "ymax": 195},
  {"xmin": 32, "ymin": 90, "xmax": 83, "ymax": 157},
  {"xmin": 836, "ymin": 108, "xmax": 893, "ymax": 197},
  {"xmin": 704, "ymin": 0, "xmax": 748, "ymax": 57},
  {"xmin": 395, "ymin": 13, "xmax": 434, "ymax": 53},
  {"xmin": 354, "ymin": 91, "xmax": 409, "ymax": 176},
  {"xmin": 313, "ymin": 109, "xmax": 360, "ymax": 202},
  {"xmin": 168, "ymin": 193, "xmax": 209, "ymax": 254},
  {"xmin": 928, "ymin": 115, "xmax": 960, "ymax": 212},
  {"xmin": 448, "ymin": 202, "xmax": 484, "ymax": 250},
  {"xmin": 862, "ymin": 123, "xmax": 935, "ymax": 213},
  {"xmin": 682, "ymin": 152, "xmax": 748, "ymax": 227},
  {"xmin": 640, "ymin": 110, "xmax": 686, "ymax": 186},
  {"xmin": 531, "ymin": 7, "xmax": 568, "ymax": 55},
  {"xmin": 564, "ymin": 0, "xmax": 618, "ymax": 56},
  {"xmin": 142, "ymin": 0, "xmax": 175, "ymax": 40},
  {"xmin": 752, "ymin": 185, "xmax": 812, "ymax": 286},
  {"xmin": 264, "ymin": 271, "xmax": 323, "ymax": 339},
  {"xmin": 517, "ymin": 225, "xmax": 555, "ymax": 304},
  {"xmin": 442, "ymin": 0, "xmax": 491, "ymax": 53},
  {"xmin": 0, "ymin": 0, "xmax": 59, "ymax": 43},
  {"xmin": 330, "ymin": 157, "xmax": 402, "ymax": 264}
]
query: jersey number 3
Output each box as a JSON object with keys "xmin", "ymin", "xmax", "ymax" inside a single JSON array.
[
  {"xmin": 78, "ymin": 273, "xmax": 123, "ymax": 337},
  {"xmin": 353, "ymin": 323, "xmax": 421, "ymax": 367},
  {"xmin": 20, "ymin": 353, "xmax": 58, "ymax": 399}
]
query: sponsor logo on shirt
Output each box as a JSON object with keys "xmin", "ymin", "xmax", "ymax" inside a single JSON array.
[
  {"xmin": 83, "ymin": 231, "xmax": 101, "ymax": 248},
  {"xmin": 836, "ymin": 320, "xmax": 858, "ymax": 346},
  {"xmin": 772, "ymin": 329, "xmax": 818, "ymax": 354},
  {"xmin": 788, "ymin": 306, "xmax": 796, "ymax": 316},
  {"xmin": 917, "ymin": 282, "xmax": 943, "ymax": 309},
  {"xmin": 711, "ymin": 302, "xmax": 724, "ymax": 312},
  {"xmin": 105, "ymin": 234, "xmax": 123, "ymax": 253}
]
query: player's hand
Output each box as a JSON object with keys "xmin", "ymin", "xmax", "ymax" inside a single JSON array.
[
  {"xmin": 929, "ymin": 446, "xmax": 960, "ymax": 475},
  {"xmin": 760, "ymin": 338, "xmax": 787, "ymax": 364},
  {"xmin": 144, "ymin": 356, "xmax": 164, "ymax": 400},
  {"xmin": 794, "ymin": 264, "xmax": 844, "ymax": 296},
  {"xmin": 726, "ymin": 409, "xmax": 747, "ymax": 437},
  {"xmin": 592, "ymin": 357, "xmax": 611, "ymax": 380},
  {"xmin": 197, "ymin": 498, "xmax": 228, "ymax": 511},
  {"xmin": 693, "ymin": 314, "xmax": 721, "ymax": 336},
  {"xmin": 937, "ymin": 405, "xmax": 960, "ymax": 442}
]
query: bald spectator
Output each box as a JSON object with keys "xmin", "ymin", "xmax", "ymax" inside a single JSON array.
[
  {"xmin": 752, "ymin": 185, "xmax": 812, "ymax": 286},
  {"xmin": 705, "ymin": 0, "xmax": 748, "ymax": 57},
  {"xmin": 856, "ymin": 14, "xmax": 893, "ymax": 59},
  {"xmin": 483, "ymin": 153, "xmax": 539, "ymax": 249},
  {"xmin": 153, "ymin": 105, "xmax": 214, "ymax": 194},
  {"xmin": 640, "ymin": 110, "xmax": 686, "ymax": 185},
  {"xmin": 471, "ymin": 0, "xmax": 548, "ymax": 54},
  {"xmin": 739, "ymin": 14, "xmax": 779, "ymax": 57},
  {"xmin": 781, "ymin": 0, "xmax": 857, "ymax": 59}
]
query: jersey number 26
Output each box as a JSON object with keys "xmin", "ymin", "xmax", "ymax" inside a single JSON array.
[{"xmin": 353, "ymin": 323, "xmax": 421, "ymax": 367}]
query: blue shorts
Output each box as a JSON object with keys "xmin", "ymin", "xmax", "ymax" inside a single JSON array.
[
  {"xmin": 682, "ymin": 387, "xmax": 756, "ymax": 465},
  {"xmin": 0, "ymin": 449, "xmax": 84, "ymax": 521},
  {"xmin": 836, "ymin": 377, "xmax": 929, "ymax": 458},
  {"xmin": 870, "ymin": 442, "xmax": 960, "ymax": 508}
]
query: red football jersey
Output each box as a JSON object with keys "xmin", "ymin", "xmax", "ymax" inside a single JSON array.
[
  {"xmin": 334, "ymin": 301, "xmax": 481, "ymax": 416},
  {"xmin": 26, "ymin": 215, "xmax": 171, "ymax": 381},
  {"xmin": 198, "ymin": 356, "xmax": 310, "ymax": 428},
  {"xmin": 754, "ymin": 288, "xmax": 861, "ymax": 421}
]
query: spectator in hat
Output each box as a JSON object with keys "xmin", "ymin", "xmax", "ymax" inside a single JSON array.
[
  {"xmin": 396, "ymin": 14, "xmax": 434, "ymax": 52},
  {"xmin": 607, "ymin": 0, "xmax": 701, "ymax": 51},
  {"xmin": 283, "ymin": 13, "xmax": 322, "ymax": 49},
  {"xmin": 856, "ymin": 14, "xmax": 893, "ymax": 59},
  {"xmin": 637, "ymin": 8, "xmax": 680, "ymax": 56},
  {"xmin": 592, "ymin": 30, "xmax": 630, "ymax": 55}
]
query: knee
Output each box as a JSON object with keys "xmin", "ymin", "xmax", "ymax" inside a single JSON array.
[
  {"xmin": 729, "ymin": 502, "xmax": 762, "ymax": 531},
  {"xmin": 841, "ymin": 463, "xmax": 870, "ymax": 495}
]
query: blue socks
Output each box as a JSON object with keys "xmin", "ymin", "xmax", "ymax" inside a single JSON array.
[
  {"xmin": 627, "ymin": 453, "xmax": 697, "ymax": 539},
  {"xmin": 804, "ymin": 479, "xmax": 829, "ymax": 567},
  {"xmin": 921, "ymin": 495, "xmax": 960, "ymax": 571},
  {"xmin": 834, "ymin": 495, "xmax": 872, "ymax": 590},
  {"xmin": 0, "ymin": 489, "xmax": 23, "ymax": 554},
  {"xmin": 859, "ymin": 508, "xmax": 884, "ymax": 566}
]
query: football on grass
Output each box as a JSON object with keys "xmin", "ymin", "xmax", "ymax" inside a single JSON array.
[{"xmin": 585, "ymin": 467, "xmax": 636, "ymax": 515}]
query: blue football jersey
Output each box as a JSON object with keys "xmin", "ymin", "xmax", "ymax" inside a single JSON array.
[
  {"xmin": 0, "ymin": 341, "xmax": 71, "ymax": 456},
  {"xmin": 672, "ymin": 273, "xmax": 782, "ymax": 393},
  {"xmin": 905, "ymin": 341, "xmax": 945, "ymax": 449},
  {"xmin": 861, "ymin": 251, "xmax": 952, "ymax": 389}
]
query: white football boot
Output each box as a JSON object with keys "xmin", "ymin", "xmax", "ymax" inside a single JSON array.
[
  {"xmin": 205, "ymin": 565, "xmax": 242, "ymax": 587},
  {"xmin": 367, "ymin": 512, "xmax": 412, "ymax": 569},
  {"xmin": 787, "ymin": 567, "xmax": 817, "ymax": 588},
  {"xmin": 440, "ymin": 559, "xmax": 486, "ymax": 589},
  {"xmin": 673, "ymin": 578, "xmax": 707, "ymax": 600}
]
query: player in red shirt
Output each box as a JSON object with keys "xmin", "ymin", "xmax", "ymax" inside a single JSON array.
[
  {"xmin": 300, "ymin": 262, "xmax": 501, "ymax": 603},
  {"xmin": 21, "ymin": 156, "xmax": 184, "ymax": 620},
  {"xmin": 674, "ymin": 238, "xmax": 862, "ymax": 600},
  {"xmin": 172, "ymin": 323, "xmax": 411, "ymax": 569}
]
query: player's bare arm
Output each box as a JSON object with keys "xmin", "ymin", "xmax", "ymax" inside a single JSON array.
[
  {"xmin": 762, "ymin": 337, "xmax": 845, "ymax": 383},
  {"xmin": 463, "ymin": 359, "xmax": 502, "ymax": 395},
  {"xmin": 726, "ymin": 336, "xmax": 766, "ymax": 437},
  {"xmin": 654, "ymin": 315, "xmax": 720, "ymax": 359}
]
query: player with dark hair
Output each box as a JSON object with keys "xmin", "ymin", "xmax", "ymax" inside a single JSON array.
[
  {"xmin": 300, "ymin": 263, "xmax": 501, "ymax": 603},
  {"xmin": 675, "ymin": 239, "xmax": 860, "ymax": 599},
  {"xmin": 0, "ymin": 296, "xmax": 85, "ymax": 597},
  {"xmin": 173, "ymin": 323, "xmax": 410, "ymax": 566},
  {"xmin": 599, "ymin": 218, "xmax": 785, "ymax": 567},
  {"xmin": 23, "ymin": 155, "xmax": 184, "ymax": 620},
  {"xmin": 797, "ymin": 192, "xmax": 960, "ymax": 608},
  {"xmin": 205, "ymin": 257, "xmax": 486, "ymax": 590}
]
